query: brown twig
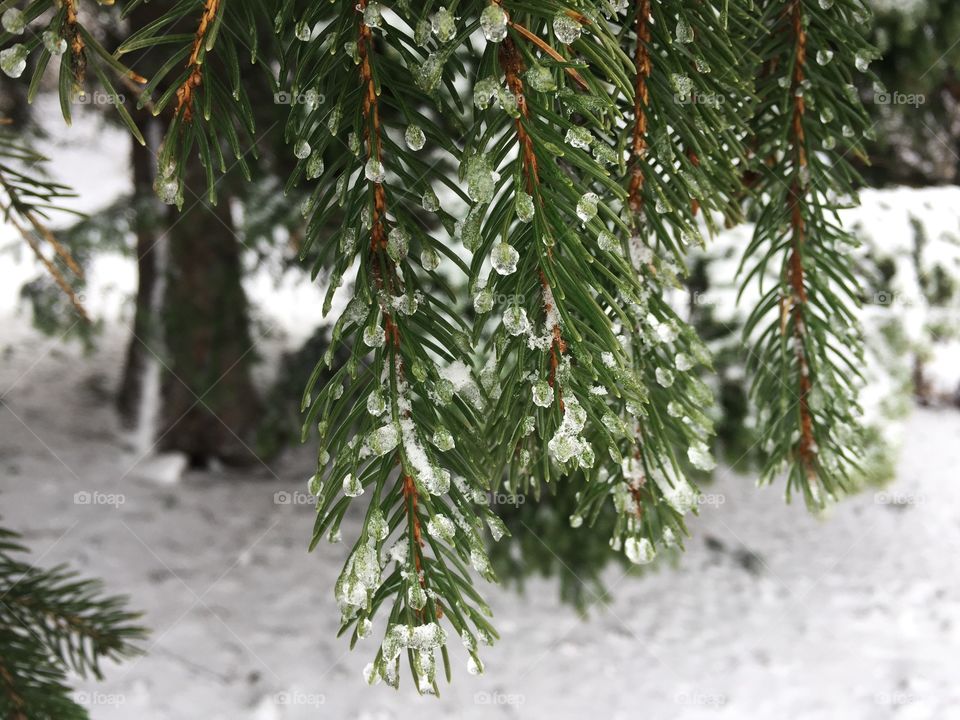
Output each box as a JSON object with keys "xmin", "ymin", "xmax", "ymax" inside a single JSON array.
[
  {"xmin": 63, "ymin": 0, "xmax": 86, "ymax": 88},
  {"xmin": 785, "ymin": 0, "xmax": 817, "ymax": 482},
  {"xmin": 174, "ymin": 0, "xmax": 221, "ymax": 121},
  {"xmin": 500, "ymin": 38, "xmax": 567, "ymax": 399},
  {"xmin": 628, "ymin": 0, "xmax": 652, "ymax": 213}
]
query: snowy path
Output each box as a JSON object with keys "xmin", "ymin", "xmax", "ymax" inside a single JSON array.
[{"xmin": 1, "ymin": 316, "xmax": 958, "ymax": 720}]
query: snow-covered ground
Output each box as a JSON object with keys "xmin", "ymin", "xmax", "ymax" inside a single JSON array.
[{"xmin": 2, "ymin": 308, "xmax": 959, "ymax": 720}]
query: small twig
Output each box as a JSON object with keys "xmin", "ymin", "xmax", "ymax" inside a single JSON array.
[{"xmin": 174, "ymin": 0, "xmax": 221, "ymax": 121}]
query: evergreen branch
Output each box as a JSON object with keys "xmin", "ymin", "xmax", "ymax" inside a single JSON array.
[
  {"xmin": 0, "ymin": 130, "xmax": 88, "ymax": 320},
  {"xmin": 740, "ymin": 0, "xmax": 876, "ymax": 506},
  {"xmin": 0, "ymin": 524, "xmax": 146, "ymax": 719}
]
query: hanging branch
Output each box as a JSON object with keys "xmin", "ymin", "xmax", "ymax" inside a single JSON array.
[{"xmin": 740, "ymin": 0, "xmax": 876, "ymax": 507}]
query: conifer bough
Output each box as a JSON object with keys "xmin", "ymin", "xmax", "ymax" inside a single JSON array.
[{"xmin": 1, "ymin": 0, "xmax": 878, "ymax": 693}]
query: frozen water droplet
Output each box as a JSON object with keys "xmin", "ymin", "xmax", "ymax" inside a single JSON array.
[
  {"xmin": 676, "ymin": 17, "xmax": 694, "ymax": 43},
  {"xmin": 655, "ymin": 367, "xmax": 674, "ymax": 387},
  {"xmin": 363, "ymin": 324, "xmax": 386, "ymax": 348},
  {"xmin": 672, "ymin": 73, "xmax": 693, "ymax": 96},
  {"xmin": 368, "ymin": 423, "xmax": 400, "ymax": 456},
  {"xmin": 420, "ymin": 246, "xmax": 440, "ymax": 271},
  {"xmin": 819, "ymin": 0, "xmax": 834, "ymax": 7},
  {"xmin": 363, "ymin": 2, "xmax": 383, "ymax": 28},
  {"xmin": 387, "ymin": 226, "xmax": 409, "ymax": 262},
  {"xmin": 467, "ymin": 656, "xmax": 484, "ymax": 675},
  {"xmin": 503, "ymin": 306, "xmax": 530, "ymax": 336},
  {"xmin": 532, "ymin": 380, "xmax": 554, "ymax": 407},
  {"xmin": 854, "ymin": 53, "xmax": 871, "ymax": 72},
  {"xmin": 675, "ymin": 352, "xmax": 693, "ymax": 371},
  {"xmin": 368, "ymin": 508, "xmax": 389, "ymax": 541},
  {"xmin": 491, "ymin": 242, "xmax": 519, "ymax": 275},
  {"xmin": 405, "ymin": 124, "xmax": 426, "ymax": 151},
  {"xmin": 565, "ymin": 126, "xmax": 593, "ymax": 150},
  {"xmin": 473, "ymin": 76, "xmax": 500, "ymax": 109},
  {"xmin": 421, "ymin": 188, "xmax": 440, "ymax": 212},
  {"xmin": 516, "ymin": 191, "xmax": 535, "ymax": 222},
  {"xmin": 816, "ymin": 49, "xmax": 834, "ymax": 66},
  {"xmin": 295, "ymin": 20, "xmax": 312, "ymax": 41},
  {"xmin": 525, "ymin": 64, "xmax": 557, "ymax": 92},
  {"xmin": 598, "ymin": 230, "xmax": 619, "ymax": 253},
  {"xmin": 416, "ymin": 52, "xmax": 445, "ymax": 93},
  {"xmin": 343, "ymin": 473, "xmax": 364, "ymax": 497},
  {"xmin": 415, "ymin": 18, "xmax": 432, "ymax": 47},
  {"xmin": 305, "ymin": 152, "xmax": 324, "ymax": 179},
  {"xmin": 294, "ymin": 139, "xmax": 311, "ymax": 160},
  {"xmin": 2, "ymin": 8, "xmax": 25, "ymax": 34},
  {"xmin": 1, "ymin": 44, "xmax": 28, "ymax": 78},
  {"xmin": 364, "ymin": 158, "xmax": 385, "ymax": 183},
  {"xmin": 465, "ymin": 155, "xmax": 497, "ymax": 204},
  {"xmin": 576, "ymin": 192, "xmax": 599, "ymax": 223},
  {"xmin": 553, "ymin": 12, "xmax": 582, "ymax": 44},
  {"xmin": 473, "ymin": 289, "xmax": 493, "ymax": 314},
  {"xmin": 365, "ymin": 388, "xmax": 387, "ymax": 417},
  {"xmin": 569, "ymin": 513, "xmax": 583, "ymax": 528},
  {"xmin": 431, "ymin": 7, "xmax": 457, "ymax": 43},
  {"xmin": 327, "ymin": 105, "xmax": 342, "ymax": 134},
  {"xmin": 687, "ymin": 441, "xmax": 716, "ymax": 471},
  {"xmin": 427, "ymin": 514, "xmax": 456, "ymax": 542},
  {"xmin": 358, "ymin": 619, "xmax": 373, "ymax": 640},
  {"xmin": 408, "ymin": 582, "xmax": 427, "ymax": 610},
  {"xmin": 480, "ymin": 4, "xmax": 508, "ymax": 43},
  {"xmin": 42, "ymin": 31, "xmax": 67, "ymax": 56},
  {"xmin": 625, "ymin": 536, "xmax": 655, "ymax": 564},
  {"xmin": 432, "ymin": 427, "xmax": 455, "ymax": 451}
]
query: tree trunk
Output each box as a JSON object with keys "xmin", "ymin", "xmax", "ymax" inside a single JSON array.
[
  {"xmin": 116, "ymin": 122, "xmax": 160, "ymax": 425},
  {"xmin": 156, "ymin": 161, "xmax": 261, "ymax": 467}
]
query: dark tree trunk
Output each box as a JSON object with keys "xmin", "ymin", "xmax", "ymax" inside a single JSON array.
[
  {"xmin": 116, "ymin": 122, "xmax": 161, "ymax": 425},
  {"xmin": 156, "ymin": 160, "xmax": 261, "ymax": 467},
  {"xmin": 114, "ymin": 0, "xmax": 261, "ymax": 466}
]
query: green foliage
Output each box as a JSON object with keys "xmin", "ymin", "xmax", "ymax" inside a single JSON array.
[
  {"xmin": 2, "ymin": 0, "xmax": 883, "ymax": 694},
  {"xmin": 739, "ymin": 0, "xmax": 874, "ymax": 508},
  {"xmin": 0, "ymin": 523, "xmax": 146, "ymax": 720}
]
